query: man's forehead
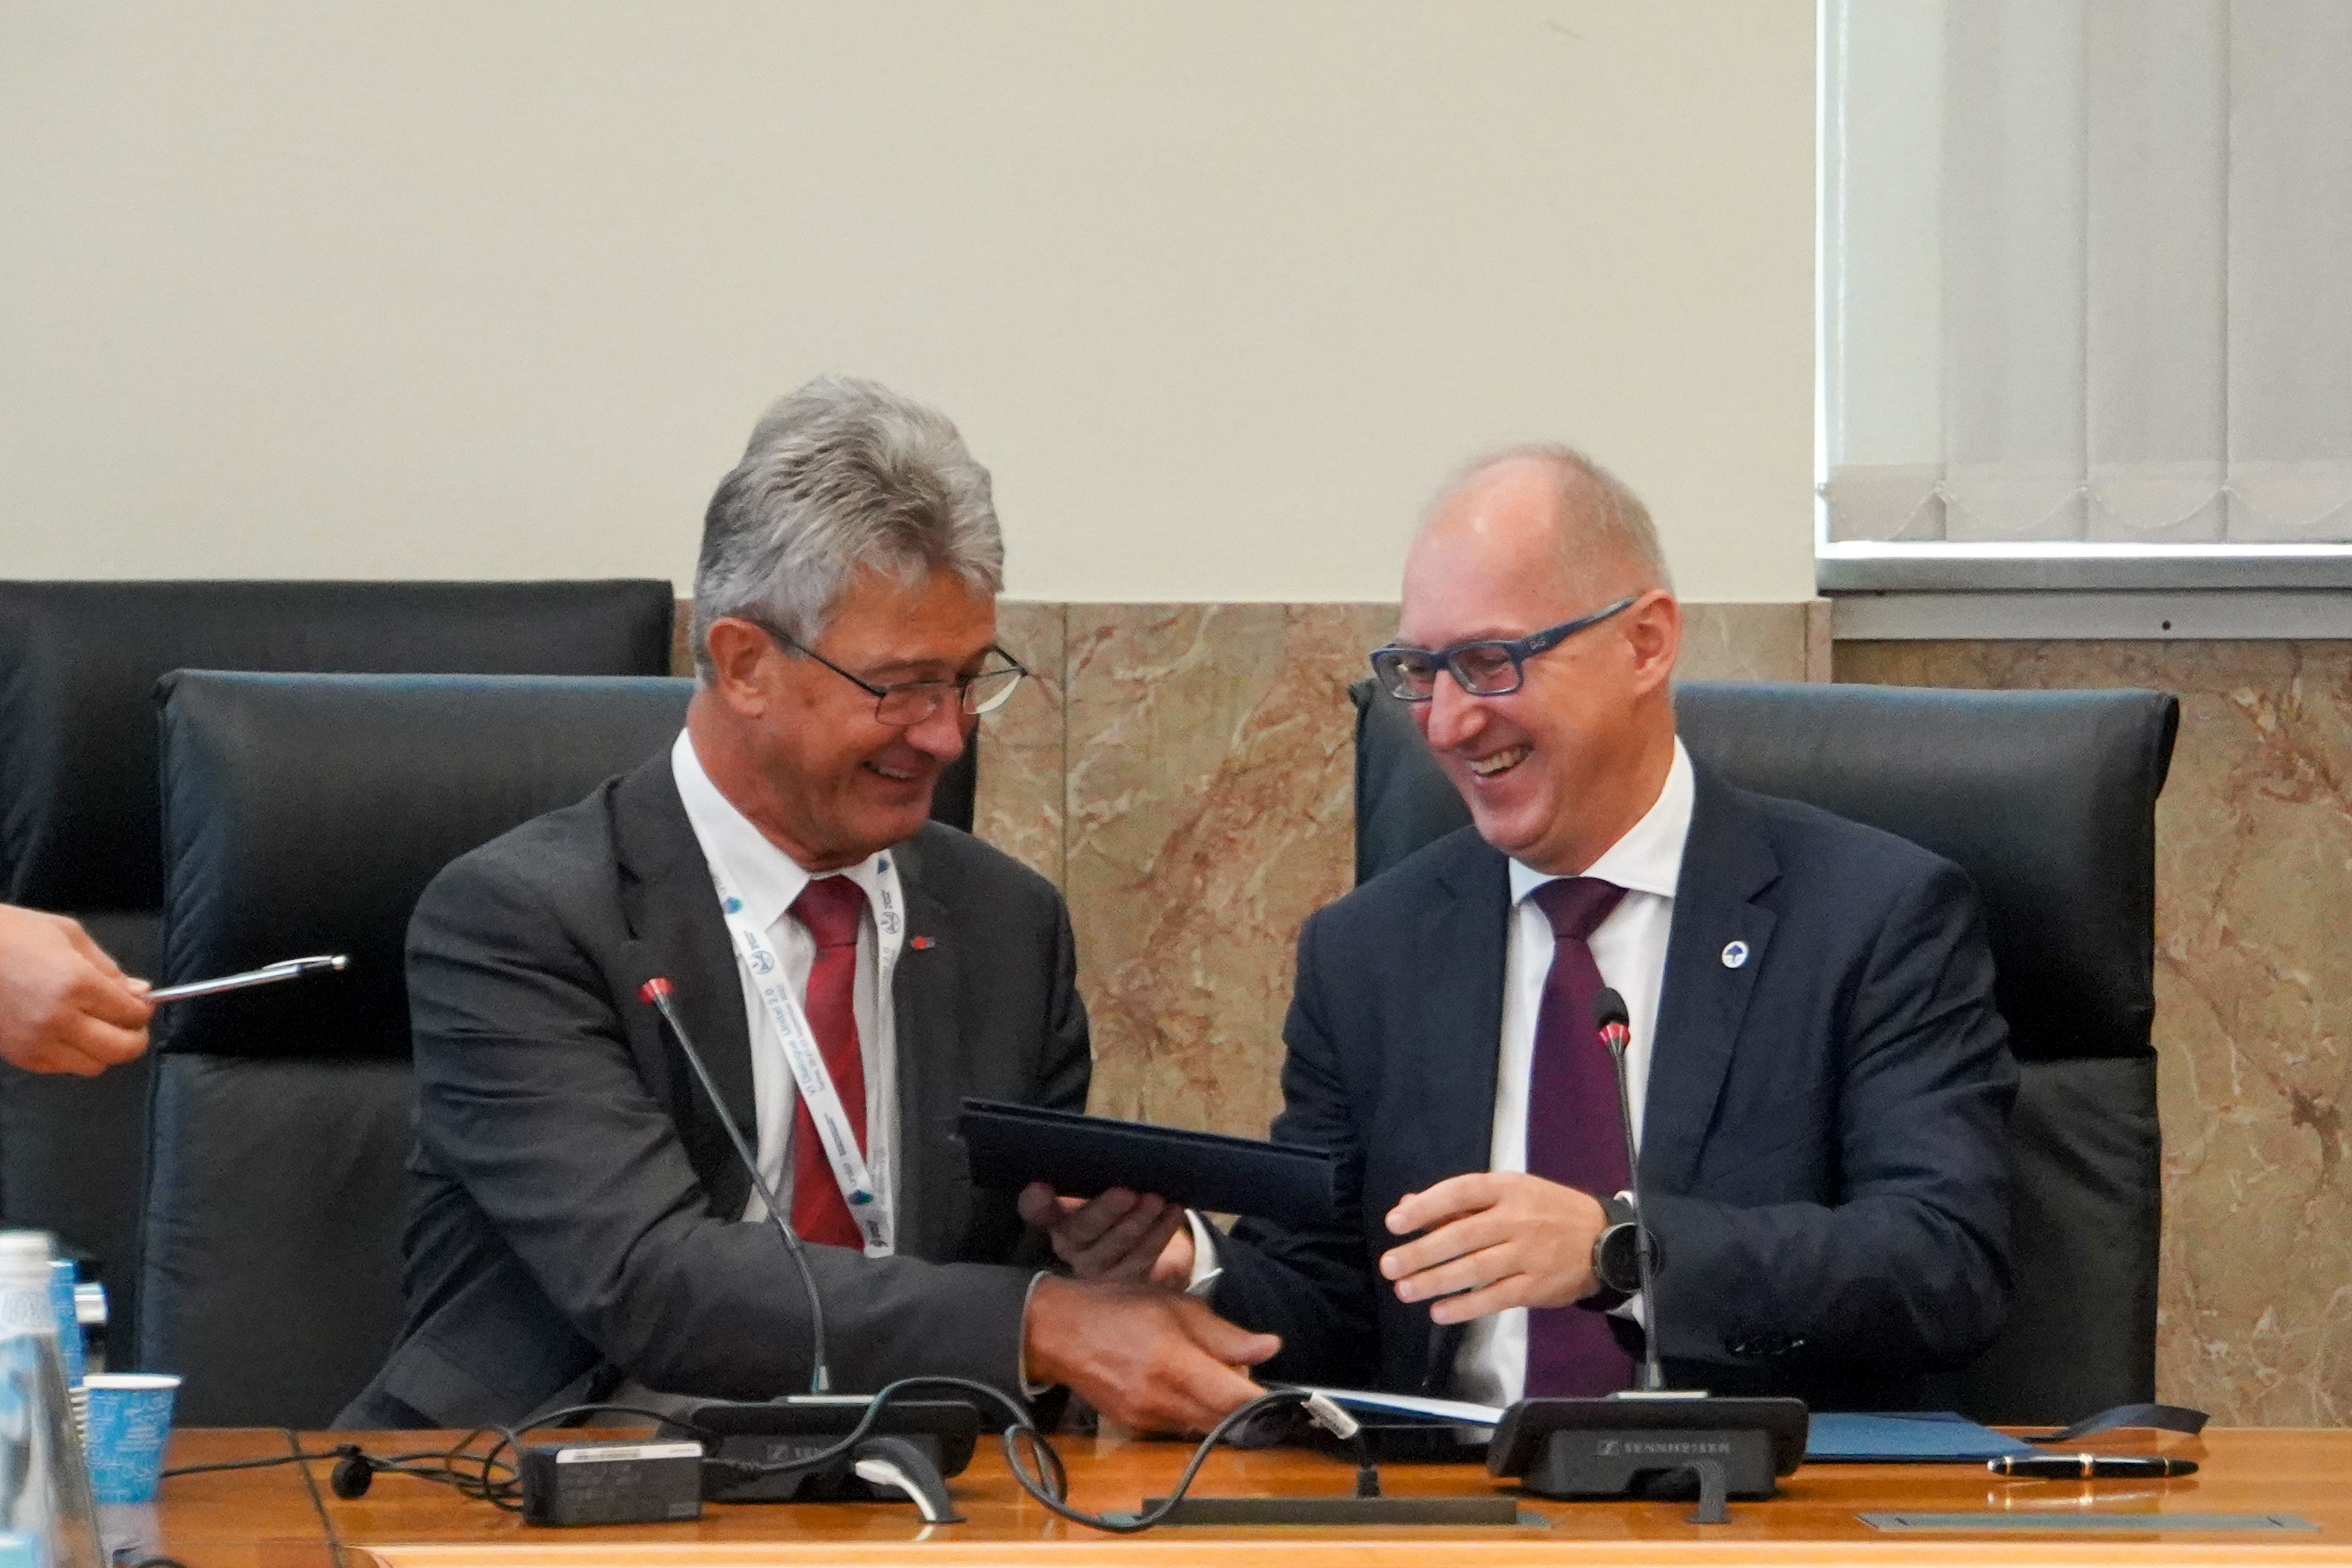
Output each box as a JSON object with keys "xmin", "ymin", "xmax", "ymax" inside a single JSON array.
[
  {"xmin": 806, "ymin": 577, "xmax": 988, "ymax": 675},
  {"xmin": 1404, "ymin": 517, "xmax": 1582, "ymax": 631}
]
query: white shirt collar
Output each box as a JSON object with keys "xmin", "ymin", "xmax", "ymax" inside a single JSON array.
[
  {"xmin": 669, "ymin": 729, "xmax": 886, "ymax": 930},
  {"xmin": 1507, "ymin": 736, "xmax": 1695, "ymax": 904}
]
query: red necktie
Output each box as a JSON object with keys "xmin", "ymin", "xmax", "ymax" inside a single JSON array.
[
  {"xmin": 1521, "ymin": 876, "xmax": 1638, "ymax": 1397},
  {"xmin": 787, "ymin": 876, "xmax": 868, "ymax": 1249}
]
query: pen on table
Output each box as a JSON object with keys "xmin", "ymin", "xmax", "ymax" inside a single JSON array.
[
  {"xmin": 145, "ymin": 954, "xmax": 349, "ymax": 1004},
  {"xmin": 1989, "ymin": 1453, "xmax": 2199, "ymax": 1479}
]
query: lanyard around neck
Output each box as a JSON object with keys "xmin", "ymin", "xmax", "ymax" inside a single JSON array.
[{"xmin": 704, "ymin": 857, "xmax": 904, "ymax": 1257}]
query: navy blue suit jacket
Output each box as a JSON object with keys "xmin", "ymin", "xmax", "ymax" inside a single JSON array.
[{"xmin": 1212, "ymin": 760, "xmax": 2018, "ymax": 1409}]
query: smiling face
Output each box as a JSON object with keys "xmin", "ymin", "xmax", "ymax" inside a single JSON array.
[
  {"xmin": 1397, "ymin": 456, "xmax": 1681, "ymax": 876},
  {"xmin": 690, "ymin": 564, "xmax": 997, "ymax": 870}
]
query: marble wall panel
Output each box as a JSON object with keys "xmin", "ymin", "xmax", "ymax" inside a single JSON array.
[
  {"xmin": 1837, "ymin": 639, "xmax": 2352, "ymax": 1425},
  {"xmin": 1059, "ymin": 604, "xmax": 1397, "ymax": 1139},
  {"xmin": 973, "ymin": 602, "xmax": 1067, "ymax": 888},
  {"xmin": 1677, "ymin": 601, "xmax": 1820, "ymax": 683}
]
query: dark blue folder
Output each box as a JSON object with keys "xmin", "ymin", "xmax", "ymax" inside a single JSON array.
[
  {"xmin": 959, "ymin": 1098, "xmax": 1340, "ymax": 1227},
  {"xmin": 1807, "ymin": 1411, "xmax": 2036, "ymax": 1463}
]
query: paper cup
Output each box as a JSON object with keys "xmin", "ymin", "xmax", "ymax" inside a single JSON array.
[{"xmin": 82, "ymin": 1373, "xmax": 181, "ymax": 1504}]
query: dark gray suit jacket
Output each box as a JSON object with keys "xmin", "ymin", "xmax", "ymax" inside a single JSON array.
[
  {"xmin": 341, "ymin": 751, "xmax": 1088, "ymax": 1427},
  {"xmin": 1212, "ymin": 760, "xmax": 2018, "ymax": 1409}
]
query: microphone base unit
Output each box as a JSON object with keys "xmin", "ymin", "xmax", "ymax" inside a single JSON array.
[
  {"xmin": 659, "ymin": 1396, "xmax": 978, "ymax": 1507},
  {"xmin": 1486, "ymin": 1395, "xmax": 1811, "ymax": 1523}
]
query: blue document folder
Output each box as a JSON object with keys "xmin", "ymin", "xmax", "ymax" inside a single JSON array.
[{"xmin": 1807, "ymin": 1411, "xmax": 2037, "ymax": 1463}]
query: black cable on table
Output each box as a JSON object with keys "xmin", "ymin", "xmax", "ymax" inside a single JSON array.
[
  {"xmin": 282, "ymin": 1425, "xmax": 350, "ymax": 1568},
  {"xmin": 149, "ymin": 1384, "xmax": 1354, "ymax": 1538}
]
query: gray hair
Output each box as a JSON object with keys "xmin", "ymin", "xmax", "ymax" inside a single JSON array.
[
  {"xmin": 691, "ymin": 375, "xmax": 1004, "ymax": 679},
  {"xmin": 1427, "ymin": 442, "xmax": 1676, "ymax": 597}
]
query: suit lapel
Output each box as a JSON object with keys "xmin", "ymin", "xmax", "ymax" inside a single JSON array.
[
  {"xmin": 886, "ymin": 832, "xmax": 961, "ymax": 1259},
  {"xmin": 1409, "ymin": 832, "xmax": 1511, "ymax": 1391},
  {"xmin": 1643, "ymin": 760, "xmax": 1780, "ymax": 1194},
  {"xmin": 611, "ymin": 754, "xmax": 759, "ymax": 1213},
  {"xmin": 1412, "ymin": 834, "xmax": 1512, "ymax": 1188}
]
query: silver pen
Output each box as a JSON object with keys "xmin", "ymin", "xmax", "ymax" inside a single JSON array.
[{"xmin": 146, "ymin": 954, "xmax": 349, "ymax": 1004}]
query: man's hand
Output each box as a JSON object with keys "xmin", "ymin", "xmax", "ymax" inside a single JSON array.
[
  {"xmin": 1017, "ymin": 1183, "xmax": 1195, "ymax": 1288},
  {"xmin": 0, "ymin": 905, "xmax": 153, "ymax": 1077},
  {"xmin": 1023, "ymin": 1275, "xmax": 1277, "ymax": 1434},
  {"xmin": 1378, "ymin": 1172, "xmax": 1608, "ymax": 1325}
]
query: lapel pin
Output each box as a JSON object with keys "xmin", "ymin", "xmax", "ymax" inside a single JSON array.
[
  {"xmin": 1721, "ymin": 940, "xmax": 1750, "ymax": 969},
  {"xmin": 910, "ymin": 935, "xmax": 936, "ymax": 950}
]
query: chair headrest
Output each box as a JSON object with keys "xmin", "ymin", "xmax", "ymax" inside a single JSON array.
[
  {"xmin": 1352, "ymin": 678, "xmax": 2180, "ymax": 1062},
  {"xmin": 156, "ymin": 672, "xmax": 693, "ymax": 1059},
  {"xmin": 0, "ymin": 579, "xmax": 675, "ymax": 913}
]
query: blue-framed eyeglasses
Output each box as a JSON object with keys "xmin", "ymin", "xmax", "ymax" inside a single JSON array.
[{"xmin": 1368, "ymin": 595, "xmax": 1639, "ymax": 701}]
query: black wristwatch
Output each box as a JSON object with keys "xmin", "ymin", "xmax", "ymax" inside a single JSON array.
[{"xmin": 1590, "ymin": 1193, "xmax": 1651, "ymax": 1296}]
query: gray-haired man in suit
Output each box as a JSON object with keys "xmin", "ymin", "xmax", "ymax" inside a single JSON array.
[{"xmin": 344, "ymin": 376, "xmax": 1275, "ymax": 1431}]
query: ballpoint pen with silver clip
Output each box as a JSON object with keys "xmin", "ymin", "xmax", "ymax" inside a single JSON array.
[{"xmin": 146, "ymin": 954, "xmax": 349, "ymax": 1004}]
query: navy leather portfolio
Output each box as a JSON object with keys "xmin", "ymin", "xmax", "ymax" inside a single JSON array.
[{"xmin": 958, "ymin": 1098, "xmax": 1340, "ymax": 1226}]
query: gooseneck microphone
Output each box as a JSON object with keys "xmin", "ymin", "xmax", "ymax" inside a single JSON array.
[
  {"xmin": 1484, "ymin": 991, "xmax": 1809, "ymax": 1515},
  {"xmin": 640, "ymin": 977, "xmax": 833, "ymax": 1394},
  {"xmin": 1592, "ymin": 986, "xmax": 1666, "ymax": 1394}
]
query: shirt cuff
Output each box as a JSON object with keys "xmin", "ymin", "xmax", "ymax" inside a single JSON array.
[
  {"xmin": 1182, "ymin": 1210, "xmax": 1224, "ymax": 1298},
  {"xmin": 1017, "ymin": 1271, "xmax": 1054, "ymax": 1399}
]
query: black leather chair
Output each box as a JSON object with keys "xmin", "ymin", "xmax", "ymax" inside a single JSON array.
[
  {"xmin": 138, "ymin": 671, "xmax": 696, "ymax": 1425},
  {"xmin": 0, "ymin": 579, "xmax": 675, "ymax": 1347},
  {"xmin": 1351, "ymin": 677, "xmax": 2180, "ymax": 1425}
]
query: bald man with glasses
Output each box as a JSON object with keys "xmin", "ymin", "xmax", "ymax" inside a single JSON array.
[{"xmin": 1040, "ymin": 444, "xmax": 2016, "ymax": 1415}]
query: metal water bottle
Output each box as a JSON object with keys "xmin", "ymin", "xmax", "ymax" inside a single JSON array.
[{"xmin": 0, "ymin": 1234, "xmax": 102, "ymax": 1568}]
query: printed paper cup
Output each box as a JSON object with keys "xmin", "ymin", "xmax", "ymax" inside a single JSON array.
[{"xmin": 82, "ymin": 1373, "xmax": 181, "ymax": 1504}]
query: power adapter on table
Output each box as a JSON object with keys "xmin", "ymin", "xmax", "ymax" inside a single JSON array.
[{"xmin": 516, "ymin": 1438, "xmax": 705, "ymax": 1526}]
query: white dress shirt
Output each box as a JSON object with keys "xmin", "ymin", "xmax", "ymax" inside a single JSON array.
[
  {"xmin": 1451, "ymin": 736, "xmax": 1695, "ymax": 1407},
  {"xmin": 670, "ymin": 730, "xmax": 903, "ymax": 1250}
]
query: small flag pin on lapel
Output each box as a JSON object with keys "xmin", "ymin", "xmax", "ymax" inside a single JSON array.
[
  {"xmin": 1721, "ymin": 940, "xmax": 1750, "ymax": 968},
  {"xmin": 911, "ymin": 935, "xmax": 936, "ymax": 950}
]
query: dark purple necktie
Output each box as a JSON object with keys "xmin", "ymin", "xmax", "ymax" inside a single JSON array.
[{"xmin": 1521, "ymin": 876, "xmax": 1638, "ymax": 1398}]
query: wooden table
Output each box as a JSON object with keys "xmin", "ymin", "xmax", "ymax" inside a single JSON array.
[{"xmin": 143, "ymin": 1425, "xmax": 2352, "ymax": 1567}]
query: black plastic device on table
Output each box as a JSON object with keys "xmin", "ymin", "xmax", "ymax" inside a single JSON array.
[
  {"xmin": 1482, "ymin": 989, "xmax": 1810, "ymax": 1524},
  {"xmin": 659, "ymin": 1396, "xmax": 979, "ymax": 1505}
]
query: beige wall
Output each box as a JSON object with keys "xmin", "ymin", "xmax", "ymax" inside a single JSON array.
[{"xmin": 0, "ymin": 1, "xmax": 1816, "ymax": 604}]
